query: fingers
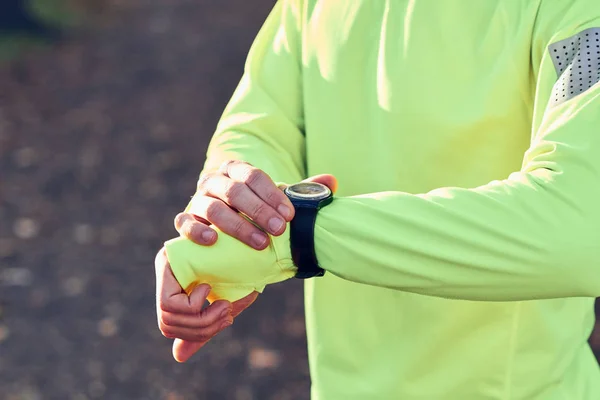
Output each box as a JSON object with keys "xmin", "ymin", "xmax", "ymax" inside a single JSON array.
[
  {"xmin": 182, "ymin": 161, "xmax": 300, "ymax": 249},
  {"xmin": 200, "ymin": 173, "xmax": 288, "ymax": 237},
  {"xmin": 156, "ymin": 242, "xmax": 251, "ymax": 364},
  {"xmin": 160, "ymin": 310, "xmax": 233, "ymax": 342},
  {"xmin": 221, "ymin": 161, "xmax": 294, "ymax": 221},
  {"xmin": 157, "ymin": 282, "xmax": 234, "ymax": 342},
  {"xmin": 156, "ymin": 262, "xmax": 209, "ymax": 315},
  {"xmin": 170, "ymin": 293, "xmax": 258, "ymax": 363},
  {"xmin": 181, "ymin": 163, "xmax": 337, "ymax": 250},
  {"xmin": 160, "ymin": 312, "xmax": 233, "ymax": 341},
  {"xmin": 174, "ymin": 212, "xmax": 217, "ymax": 245},
  {"xmin": 155, "ymin": 248, "xmax": 191, "ymax": 315},
  {"xmin": 187, "ymin": 194, "xmax": 271, "ymax": 250},
  {"xmin": 159, "ymin": 299, "xmax": 231, "ymax": 330},
  {"xmin": 156, "ymin": 249, "xmax": 223, "ymax": 344},
  {"xmin": 303, "ymin": 174, "xmax": 338, "ymax": 194}
]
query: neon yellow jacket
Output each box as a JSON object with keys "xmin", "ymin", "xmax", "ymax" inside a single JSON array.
[{"xmin": 165, "ymin": 1, "xmax": 600, "ymax": 398}]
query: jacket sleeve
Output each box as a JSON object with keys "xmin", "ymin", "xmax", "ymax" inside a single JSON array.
[
  {"xmin": 311, "ymin": 19, "xmax": 600, "ymax": 301},
  {"xmin": 165, "ymin": 0, "xmax": 306, "ymax": 301},
  {"xmin": 198, "ymin": 0, "xmax": 305, "ymax": 184}
]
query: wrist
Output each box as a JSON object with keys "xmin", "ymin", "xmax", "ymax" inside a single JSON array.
[
  {"xmin": 270, "ymin": 222, "xmax": 295, "ymax": 269},
  {"xmin": 164, "ymin": 226, "xmax": 296, "ymax": 303},
  {"xmin": 281, "ymin": 182, "xmax": 334, "ymax": 279}
]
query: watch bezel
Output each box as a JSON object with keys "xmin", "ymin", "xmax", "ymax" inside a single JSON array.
[{"xmin": 284, "ymin": 182, "xmax": 332, "ymax": 201}]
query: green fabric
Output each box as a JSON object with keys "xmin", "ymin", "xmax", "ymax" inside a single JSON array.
[
  {"xmin": 166, "ymin": 1, "xmax": 600, "ymax": 398},
  {"xmin": 165, "ymin": 193, "xmax": 296, "ymax": 303},
  {"xmin": 164, "ymin": 231, "xmax": 295, "ymax": 303},
  {"xmin": 165, "ymin": 193, "xmax": 297, "ymax": 303}
]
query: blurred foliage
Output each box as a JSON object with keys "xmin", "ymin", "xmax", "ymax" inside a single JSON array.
[
  {"xmin": 0, "ymin": 0, "xmax": 76, "ymax": 61},
  {"xmin": 29, "ymin": 0, "xmax": 76, "ymax": 25}
]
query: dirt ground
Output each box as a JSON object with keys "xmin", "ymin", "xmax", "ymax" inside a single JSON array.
[
  {"xmin": 0, "ymin": 1, "xmax": 310, "ymax": 399},
  {"xmin": 0, "ymin": 1, "xmax": 598, "ymax": 399}
]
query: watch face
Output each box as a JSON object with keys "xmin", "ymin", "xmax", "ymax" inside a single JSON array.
[{"xmin": 285, "ymin": 182, "xmax": 332, "ymax": 200}]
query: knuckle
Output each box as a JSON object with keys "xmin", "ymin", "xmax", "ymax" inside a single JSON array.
[
  {"xmin": 218, "ymin": 160, "xmax": 237, "ymax": 175},
  {"xmin": 174, "ymin": 212, "xmax": 188, "ymax": 230},
  {"xmin": 158, "ymin": 299, "xmax": 170, "ymax": 313},
  {"xmin": 181, "ymin": 220, "xmax": 197, "ymax": 239},
  {"xmin": 155, "ymin": 247, "xmax": 167, "ymax": 266},
  {"xmin": 196, "ymin": 173, "xmax": 214, "ymax": 191},
  {"xmin": 242, "ymin": 168, "xmax": 263, "ymax": 186},
  {"xmin": 249, "ymin": 202, "xmax": 267, "ymax": 220},
  {"xmin": 231, "ymin": 218, "xmax": 247, "ymax": 236},
  {"xmin": 189, "ymin": 302, "xmax": 204, "ymax": 316},
  {"xmin": 160, "ymin": 313, "xmax": 174, "ymax": 327},
  {"xmin": 264, "ymin": 189, "xmax": 279, "ymax": 204},
  {"xmin": 161, "ymin": 328, "xmax": 176, "ymax": 339},
  {"xmin": 205, "ymin": 201, "xmax": 225, "ymax": 221},
  {"xmin": 191, "ymin": 306, "xmax": 204, "ymax": 316},
  {"xmin": 224, "ymin": 181, "xmax": 245, "ymax": 201}
]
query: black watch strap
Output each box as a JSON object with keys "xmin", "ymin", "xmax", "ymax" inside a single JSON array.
[{"xmin": 290, "ymin": 206, "xmax": 325, "ymax": 279}]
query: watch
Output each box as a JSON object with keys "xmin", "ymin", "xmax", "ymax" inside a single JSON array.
[{"xmin": 283, "ymin": 182, "xmax": 334, "ymax": 279}]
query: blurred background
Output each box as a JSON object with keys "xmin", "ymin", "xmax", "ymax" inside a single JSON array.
[
  {"xmin": 0, "ymin": 1, "xmax": 310, "ymax": 399},
  {"xmin": 0, "ymin": 1, "xmax": 598, "ymax": 399}
]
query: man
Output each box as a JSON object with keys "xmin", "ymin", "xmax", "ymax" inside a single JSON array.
[{"xmin": 155, "ymin": 1, "xmax": 600, "ymax": 398}]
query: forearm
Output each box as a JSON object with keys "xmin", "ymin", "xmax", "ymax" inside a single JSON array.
[
  {"xmin": 315, "ymin": 168, "xmax": 600, "ymax": 301},
  {"xmin": 167, "ymin": 1, "xmax": 306, "ymax": 301},
  {"xmin": 199, "ymin": 0, "xmax": 306, "ymax": 185},
  {"xmin": 201, "ymin": 122, "xmax": 305, "ymax": 185}
]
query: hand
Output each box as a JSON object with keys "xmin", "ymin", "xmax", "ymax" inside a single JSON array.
[
  {"xmin": 155, "ymin": 247, "xmax": 258, "ymax": 362},
  {"xmin": 174, "ymin": 160, "xmax": 338, "ymax": 249}
]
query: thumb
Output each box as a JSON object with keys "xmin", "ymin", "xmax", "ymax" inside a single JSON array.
[
  {"xmin": 172, "ymin": 339, "xmax": 207, "ymax": 363},
  {"xmin": 231, "ymin": 291, "xmax": 259, "ymax": 318},
  {"xmin": 156, "ymin": 248, "xmax": 191, "ymax": 310},
  {"xmin": 303, "ymin": 174, "xmax": 338, "ymax": 194}
]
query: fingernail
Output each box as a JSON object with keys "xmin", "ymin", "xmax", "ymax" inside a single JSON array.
[
  {"xmin": 268, "ymin": 217, "xmax": 285, "ymax": 233},
  {"xmin": 278, "ymin": 205, "xmax": 292, "ymax": 219},
  {"xmin": 220, "ymin": 308, "xmax": 231, "ymax": 319},
  {"xmin": 202, "ymin": 230, "xmax": 216, "ymax": 243},
  {"xmin": 252, "ymin": 233, "xmax": 268, "ymax": 247}
]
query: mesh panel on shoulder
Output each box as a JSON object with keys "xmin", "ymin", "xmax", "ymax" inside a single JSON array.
[{"xmin": 548, "ymin": 27, "xmax": 600, "ymax": 106}]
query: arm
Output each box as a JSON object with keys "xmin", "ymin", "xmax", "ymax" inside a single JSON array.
[
  {"xmin": 165, "ymin": 0, "xmax": 307, "ymax": 300},
  {"xmin": 168, "ymin": 5, "xmax": 600, "ymax": 303},
  {"xmin": 199, "ymin": 0, "xmax": 305, "ymax": 184},
  {"xmin": 311, "ymin": 21, "xmax": 600, "ymax": 301},
  {"xmin": 156, "ymin": 0, "xmax": 307, "ymax": 362},
  {"xmin": 171, "ymin": 0, "xmax": 307, "ymax": 249}
]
